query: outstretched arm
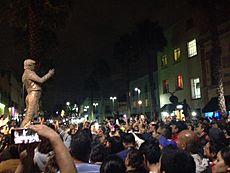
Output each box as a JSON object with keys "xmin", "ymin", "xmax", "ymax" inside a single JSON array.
[
  {"xmin": 28, "ymin": 124, "xmax": 77, "ymax": 173},
  {"xmin": 27, "ymin": 69, "xmax": 55, "ymax": 84}
]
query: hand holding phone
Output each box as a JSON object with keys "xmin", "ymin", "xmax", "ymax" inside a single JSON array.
[{"xmin": 11, "ymin": 128, "xmax": 40, "ymax": 144}]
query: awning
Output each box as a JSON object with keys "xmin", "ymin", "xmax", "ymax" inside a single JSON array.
[{"xmin": 202, "ymin": 96, "xmax": 230, "ymax": 113}]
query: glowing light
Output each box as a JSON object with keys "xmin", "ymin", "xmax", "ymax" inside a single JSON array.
[
  {"xmin": 176, "ymin": 104, "xmax": 183, "ymax": 109},
  {"xmin": 138, "ymin": 100, "xmax": 142, "ymax": 105},
  {"xmin": 191, "ymin": 111, "xmax": 197, "ymax": 116}
]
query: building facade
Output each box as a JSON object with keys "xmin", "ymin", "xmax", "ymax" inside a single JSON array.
[{"xmin": 0, "ymin": 69, "xmax": 23, "ymax": 118}]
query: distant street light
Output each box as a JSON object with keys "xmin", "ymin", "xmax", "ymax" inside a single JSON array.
[
  {"xmin": 110, "ymin": 96, "xmax": 117, "ymax": 113},
  {"xmin": 138, "ymin": 100, "xmax": 142, "ymax": 113},
  {"xmin": 93, "ymin": 103, "xmax": 99, "ymax": 120},
  {"xmin": 134, "ymin": 88, "xmax": 141, "ymax": 99},
  {"xmin": 66, "ymin": 101, "xmax": 70, "ymax": 106},
  {"xmin": 93, "ymin": 102, "xmax": 98, "ymax": 109},
  {"xmin": 135, "ymin": 88, "xmax": 141, "ymax": 114}
]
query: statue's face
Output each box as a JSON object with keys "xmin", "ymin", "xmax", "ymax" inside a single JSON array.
[
  {"xmin": 25, "ymin": 64, "xmax": 35, "ymax": 71},
  {"xmin": 30, "ymin": 64, "xmax": 35, "ymax": 70},
  {"xmin": 24, "ymin": 59, "xmax": 36, "ymax": 70}
]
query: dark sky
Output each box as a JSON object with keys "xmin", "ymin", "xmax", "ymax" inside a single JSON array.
[
  {"xmin": 50, "ymin": 0, "xmax": 169, "ymax": 104},
  {"xmin": 44, "ymin": 0, "xmax": 192, "ymax": 111},
  {"xmin": 0, "ymin": 0, "xmax": 188, "ymax": 111}
]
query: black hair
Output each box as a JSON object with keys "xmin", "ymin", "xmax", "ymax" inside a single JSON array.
[
  {"xmin": 139, "ymin": 137, "xmax": 161, "ymax": 164},
  {"xmin": 161, "ymin": 147, "xmax": 195, "ymax": 173},
  {"xmin": 106, "ymin": 136, "xmax": 124, "ymax": 155},
  {"xmin": 70, "ymin": 129, "xmax": 92, "ymax": 162},
  {"xmin": 126, "ymin": 149, "xmax": 148, "ymax": 173},
  {"xmin": 90, "ymin": 144, "xmax": 109, "ymax": 163},
  {"xmin": 122, "ymin": 133, "xmax": 135, "ymax": 145},
  {"xmin": 100, "ymin": 155, "xmax": 126, "ymax": 173},
  {"xmin": 220, "ymin": 147, "xmax": 230, "ymax": 166},
  {"xmin": 158, "ymin": 124, "xmax": 172, "ymax": 139}
]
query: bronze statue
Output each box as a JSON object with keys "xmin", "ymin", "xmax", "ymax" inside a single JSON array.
[{"xmin": 20, "ymin": 59, "xmax": 55, "ymax": 127}]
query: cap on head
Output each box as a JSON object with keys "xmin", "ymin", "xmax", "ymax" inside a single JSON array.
[{"xmin": 24, "ymin": 59, "xmax": 36, "ymax": 69}]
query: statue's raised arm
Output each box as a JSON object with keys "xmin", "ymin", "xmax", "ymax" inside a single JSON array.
[{"xmin": 20, "ymin": 59, "xmax": 55, "ymax": 127}]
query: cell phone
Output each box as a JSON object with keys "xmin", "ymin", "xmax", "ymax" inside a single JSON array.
[{"xmin": 11, "ymin": 128, "xmax": 41, "ymax": 144}]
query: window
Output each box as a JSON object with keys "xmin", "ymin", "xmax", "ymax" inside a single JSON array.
[
  {"xmin": 187, "ymin": 39, "xmax": 197, "ymax": 57},
  {"xmin": 173, "ymin": 48, "xmax": 181, "ymax": 62},
  {"xmin": 161, "ymin": 55, "xmax": 168, "ymax": 67},
  {"xmin": 191, "ymin": 78, "xmax": 201, "ymax": 99},
  {"xmin": 176, "ymin": 75, "xmax": 183, "ymax": 90},
  {"xmin": 145, "ymin": 99, "xmax": 149, "ymax": 107},
  {"xmin": 162, "ymin": 80, "xmax": 169, "ymax": 93}
]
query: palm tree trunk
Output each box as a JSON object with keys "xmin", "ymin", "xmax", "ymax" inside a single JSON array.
[
  {"xmin": 125, "ymin": 67, "xmax": 131, "ymax": 117},
  {"xmin": 217, "ymin": 72, "xmax": 227, "ymax": 117},
  {"xmin": 28, "ymin": 0, "xmax": 42, "ymax": 63},
  {"xmin": 208, "ymin": 0, "xmax": 227, "ymax": 117},
  {"xmin": 147, "ymin": 50, "xmax": 157, "ymax": 120}
]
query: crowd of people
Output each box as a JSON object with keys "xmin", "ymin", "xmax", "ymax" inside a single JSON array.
[{"xmin": 0, "ymin": 114, "xmax": 230, "ymax": 173}]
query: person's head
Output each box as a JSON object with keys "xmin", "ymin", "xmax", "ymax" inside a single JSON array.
[
  {"xmin": 90, "ymin": 144, "xmax": 108, "ymax": 164},
  {"xmin": 139, "ymin": 137, "xmax": 161, "ymax": 168},
  {"xmin": 122, "ymin": 133, "xmax": 135, "ymax": 148},
  {"xmin": 24, "ymin": 59, "xmax": 36, "ymax": 70},
  {"xmin": 176, "ymin": 130, "xmax": 199, "ymax": 153},
  {"xmin": 125, "ymin": 148, "xmax": 147, "ymax": 173},
  {"xmin": 203, "ymin": 141, "xmax": 223, "ymax": 161},
  {"xmin": 187, "ymin": 123, "xmax": 194, "ymax": 131},
  {"xmin": 70, "ymin": 129, "xmax": 92, "ymax": 162},
  {"xmin": 157, "ymin": 125, "xmax": 172, "ymax": 139},
  {"xmin": 100, "ymin": 155, "xmax": 126, "ymax": 173},
  {"xmin": 98, "ymin": 125, "xmax": 107, "ymax": 135},
  {"xmin": 148, "ymin": 121, "xmax": 158, "ymax": 133},
  {"xmin": 106, "ymin": 136, "xmax": 124, "ymax": 154},
  {"xmin": 209, "ymin": 128, "xmax": 225, "ymax": 144},
  {"xmin": 195, "ymin": 123, "xmax": 209, "ymax": 135},
  {"xmin": 223, "ymin": 126, "xmax": 230, "ymax": 138},
  {"xmin": 213, "ymin": 147, "xmax": 230, "ymax": 173},
  {"xmin": 160, "ymin": 147, "xmax": 195, "ymax": 173},
  {"xmin": 170, "ymin": 121, "xmax": 187, "ymax": 134}
]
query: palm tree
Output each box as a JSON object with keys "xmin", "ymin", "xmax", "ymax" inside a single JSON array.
[
  {"xmin": 0, "ymin": 0, "xmax": 72, "ymax": 65},
  {"xmin": 189, "ymin": 0, "xmax": 230, "ymax": 117},
  {"xmin": 113, "ymin": 32, "xmax": 140, "ymax": 117},
  {"xmin": 84, "ymin": 58, "xmax": 111, "ymax": 120},
  {"xmin": 135, "ymin": 20, "xmax": 167, "ymax": 120}
]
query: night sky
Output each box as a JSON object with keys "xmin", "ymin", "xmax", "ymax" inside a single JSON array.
[{"xmin": 0, "ymin": 0, "xmax": 189, "ymax": 111}]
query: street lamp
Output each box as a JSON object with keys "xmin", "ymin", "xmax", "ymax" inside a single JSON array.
[
  {"xmin": 138, "ymin": 100, "xmax": 142, "ymax": 113},
  {"xmin": 135, "ymin": 88, "xmax": 141, "ymax": 114},
  {"xmin": 110, "ymin": 96, "xmax": 117, "ymax": 112},
  {"xmin": 134, "ymin": 88, "xmax": 141, "ymax": 99},
  {"xmin": 93, "ymin": 103, "xmax": 98, "ymax": 109},
  {"xmin": 93, "ymin": 103, "xmax": 99, "ymax": 120}
]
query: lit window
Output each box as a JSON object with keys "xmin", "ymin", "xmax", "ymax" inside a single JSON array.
[
  {"xmin": 191, "ymin": 78, "xmax": 201, "ymax": 99},
  {"xmin": 162, "ymin": 80, "xmax": 169, "ymax": 93},
  {"xmin": 173, "ymin": 48, "xmax": 181, "ymax": 62},
  {"xmin": 187, "ymin": 39, "xmax": 197, "ymax": 57},
  {"xmin": 145, "ymin": 99, "xmax": 148, "ymax": 107},
  {"xmin": 176, "ymin": 75, "xmax": 183, "ymax": 90},
  {"xmin": 161, "ymin": 55, "xmax": 168, "ymax": 67}
]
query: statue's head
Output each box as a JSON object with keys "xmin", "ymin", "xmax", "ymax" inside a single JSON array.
[{"xmin": 24, "ymin": 59, "xmax": 36, "ymax": 70}]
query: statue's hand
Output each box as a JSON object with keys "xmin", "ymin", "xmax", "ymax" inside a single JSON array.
[{"xmin": 49, "ymin": 69, "xmax": 55, "ymax": 76}]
